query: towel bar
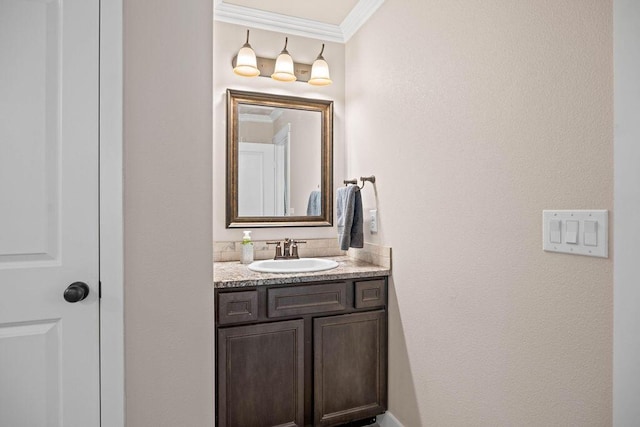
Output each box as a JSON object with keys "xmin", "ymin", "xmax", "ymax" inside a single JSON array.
[{"xmin": 342, "ymin": 175, "xmax": 376, "ymax": 190}]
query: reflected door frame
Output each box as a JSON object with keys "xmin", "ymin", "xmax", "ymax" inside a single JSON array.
[{"xmin": 273, "ymin": 123, "xmax": 291, "ymax": 216}]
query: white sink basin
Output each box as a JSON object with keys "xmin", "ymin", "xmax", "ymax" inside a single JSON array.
[{"xmin": 248, "ymin": 258, "xmax": 339, "ymax": 273}]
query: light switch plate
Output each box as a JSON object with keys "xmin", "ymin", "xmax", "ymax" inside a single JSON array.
[
  {"xmin": 369, "ymin": 209, "xmax": 378, "ymax": 233},
  {"xmin": 542, "ymin": 210, "xmax": 608, "ymax": 258}
]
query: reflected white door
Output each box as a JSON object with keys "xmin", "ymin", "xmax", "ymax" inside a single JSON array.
[
  {"xmin": 238, "ymin": 142, "xmax": 275, "ymax": 216},
  {"xmin": 0, "ymin": 0, "xmax": 100, "ymax": 425}
]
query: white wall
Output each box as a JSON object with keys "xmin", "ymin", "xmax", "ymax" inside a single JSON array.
[
  {"xmin": 124, "ymin": 0, "xmax": 213, "ymax": 425},
  {"xmin": 346, "ymin": 1, "xmax": 613, "ymax": 425},
  {"xmin": 213, "ymin": 21, "xmax": 345, "ymax": 242},
  {"xmin": 613, "ymin": 0, "xmax": 640, "ymax": 424}
]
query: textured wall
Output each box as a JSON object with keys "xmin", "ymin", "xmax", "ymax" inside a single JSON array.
[
  {"xmin": 213, "ymin": 21, "xmax": 345, "ymax": 242},
  {"xmin": 346, "ymin": 1, "xmax": 613, "ymax": 425},
  {"xmin": 124, "ymin": 0, "xmax": 213, "ymax": 425}
]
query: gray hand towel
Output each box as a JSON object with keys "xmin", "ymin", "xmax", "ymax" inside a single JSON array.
[
  {"xmin": 306, "ymin": 190, "xmax": 321, "ymax": 216},
  {"xmin": 336, "ymin": 185, "xmax": 364, "ymax": 250}
]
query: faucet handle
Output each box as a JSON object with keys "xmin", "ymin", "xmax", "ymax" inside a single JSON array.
[
  {"xmin": 266, "ymin": 241, "xmax": 282, "ymax": 259},
  {"xmin": 290, "ymin": 240, "xmax": 306, "ymax": 259}
]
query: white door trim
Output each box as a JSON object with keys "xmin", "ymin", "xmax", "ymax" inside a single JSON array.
[
  {"xmin": 614, "ymin": 0, "xmax": 640, "ymax": 423},
  {"xmin": 99, "ymin": 0, "xmax": 125, "ymax": 426}
]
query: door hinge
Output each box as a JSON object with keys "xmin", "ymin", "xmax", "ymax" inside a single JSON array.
[{"xmin": 99, "ymin": 281, "xmax": 102, "ymax": 299}]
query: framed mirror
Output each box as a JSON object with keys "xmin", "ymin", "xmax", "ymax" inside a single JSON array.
[{"xmin": 226, "ymin": 89, "xmax": 333, "ymax": 228}]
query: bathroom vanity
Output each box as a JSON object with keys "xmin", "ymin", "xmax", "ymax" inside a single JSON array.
[{"xmin": 214, "ymin": 257, "xmax": 390, "ymax": 427}]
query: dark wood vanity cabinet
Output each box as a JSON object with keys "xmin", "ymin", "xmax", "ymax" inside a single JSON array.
[
  {"xmin": 217, "ymin": 320, "xmax": 305, "ymax": 427},
  {"xmin": 215, "ymin": 277, "xmax": 388, "ymax": 427},
  {"xmin": 313, "ymin": 310, "xmax": 387, "ymax": 426}
]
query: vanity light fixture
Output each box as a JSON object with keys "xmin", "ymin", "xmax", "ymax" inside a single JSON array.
[
  {"xmin": 308, "ymin": 44, "xmax": 332, "ymax": 86},
  {"xmin": 231, "ymin": 31, "xmax": 332, "ymax": 86},
  {"xmin": 232, "ymin": 30, "xmax": 260, "ymax": 77},
  {"xmin": 271, "ymin": 38, "xmax": 296, "ymax": 82}
]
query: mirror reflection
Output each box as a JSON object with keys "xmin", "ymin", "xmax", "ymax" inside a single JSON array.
[
  {"xmin": 237, "ymin": 104, "xmax": 320, "ymax": 217},
  {"xmin": 226, "ymin": 90, "xmax": 333, "ymax": 228}
]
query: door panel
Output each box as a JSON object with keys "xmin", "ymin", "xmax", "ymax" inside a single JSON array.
[
  {"xmin": 314, "ymin": 311, "xmax": 387, "ymax": 426},
  {"xmin": 0, "ymin": 0, "xmax": 100, "ymax": 425},
  {"xmin": 0, "ymin": 320, "xmax": 61, "ymax": 426},
  {"xmin": 0, "ymin": 0, "xmax": 61, "ymax": 265},
  {"xmin": 217, "ymin": 320, "xmax": 305, "ymax": 427}
]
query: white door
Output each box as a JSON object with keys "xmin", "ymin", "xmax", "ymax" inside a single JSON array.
[
  {"xmin": 0, "ymin": 0, "xmax": 100, "ymax": 425},
  {"xmin": 238, "ymin": 142, "xmax": 275, "ymax": 216}
]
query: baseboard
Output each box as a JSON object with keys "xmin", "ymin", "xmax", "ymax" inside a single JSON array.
[{"xmin": 378, "ymin": 411, "xmax": 404, "ymax": 427}]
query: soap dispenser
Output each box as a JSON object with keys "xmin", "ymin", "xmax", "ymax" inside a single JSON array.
[{"xmin": 240, "ymin": 231, "xmax": 254, "ymax": 264}]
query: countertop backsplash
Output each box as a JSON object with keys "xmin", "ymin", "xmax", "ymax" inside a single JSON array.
[
  {"xmin": 213, "ymin": 238, "xmax": 345, "ymax": 263},
  {"xmin": 213, "ymin": 237, "xmax": 392, "ymax": 270},
  {"xmin": 348, "ymin": 243, "xmax": 392, "ymax": 270}
]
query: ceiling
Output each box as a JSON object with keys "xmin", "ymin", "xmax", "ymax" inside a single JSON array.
[{"xmin": 213, "ymin": 0, "xmax": 385, "ymax": 43}]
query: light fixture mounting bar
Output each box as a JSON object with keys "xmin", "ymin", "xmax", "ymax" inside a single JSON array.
[{"xmin": 232, "ymin": 55, "xmax": 313, "ymax": 83}]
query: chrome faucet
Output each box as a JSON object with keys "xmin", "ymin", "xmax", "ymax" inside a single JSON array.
[{"xmin": 267, "ymin": 238, "xmax": 306, "ymax": 260}]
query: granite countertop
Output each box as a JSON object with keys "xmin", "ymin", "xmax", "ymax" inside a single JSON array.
[{"xmin": 214, "ymin": 256, "xmax": 390, "ymax": 289}]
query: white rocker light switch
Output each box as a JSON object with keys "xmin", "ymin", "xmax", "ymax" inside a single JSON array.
[
  {"xmin": 584, "ymin": 220, "xmax": 598, "ymax": 246},
  {"xmin": 565, "ymin": 220, "xmax": 579, "ymax": 244},
  {"xmin": 550, "ymin": 219, "xmax": 561, "ymax": 243}
]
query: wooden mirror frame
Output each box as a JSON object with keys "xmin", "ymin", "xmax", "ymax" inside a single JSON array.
[{"xmin": 226, "ymin": 89, "xmax": 333, "ymax": 228}]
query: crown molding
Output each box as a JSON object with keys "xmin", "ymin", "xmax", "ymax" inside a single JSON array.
[
  {"xmin": 239, "ymin": 113, "xmax": 273, "ymax": 123},
  {"xmin": 214, "ymin": 0, "xmax": 385, "ymax": 43},
  {"xmin": 341, "ymin": 0, "xmax": 385, "ymax": 42},
  {"xmin": 214, "ymin": 0, "xmax": 344, "ymax": 43},
  {"xmin": 239, "ymin": 109, "xmax": 283, "ymax": 124}
]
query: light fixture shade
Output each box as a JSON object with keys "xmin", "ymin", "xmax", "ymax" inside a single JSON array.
[
  {"xmin": 271, "ymin": 38, "xmax": 297, "ymax": 82},
  {"xmin": 233, "ymin": 30, "xmax": 260, "ymax": 77},
  {"xmin": 308, "ymin": 44, "xmax": 332, "ymax": 86}
]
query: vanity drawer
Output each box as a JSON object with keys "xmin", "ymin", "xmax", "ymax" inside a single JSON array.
[
  {"xmin": 268, "ymin": 282, "xmax": 347, "ymax": 318},
  {"xmin": 355, "ymin": 279, "xmax": 387, "ymax": 309},
  {"xmin": 218, "ymin": 291, "xmax": 258, "ymax": 325}
]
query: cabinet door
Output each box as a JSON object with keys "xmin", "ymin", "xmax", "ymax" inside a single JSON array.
[
  {"xmin": 314, "ymin": 311, "xmax": 387, "ymax": 426},
  {"xmin": 217, "ymin": 320, "xmax": 304, "ymax": 427}
]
